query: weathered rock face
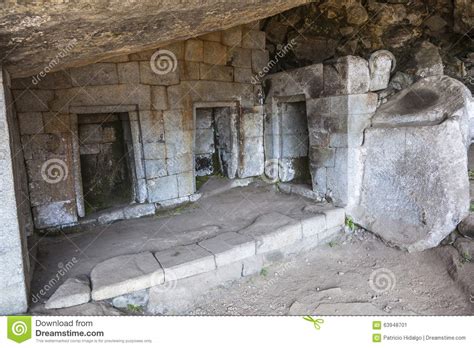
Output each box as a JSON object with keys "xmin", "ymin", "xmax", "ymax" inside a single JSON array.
[
  {"xmin": 351, "ymin": 76, "xmax": 473, "ymax": 252},
  {"xmin": 453, "ymin": 0, "xmax": 474, "ymax": 34},
  {"xmin": 261, "ymin": 0, "xmax": 473, "ymax": 91},
  {"xmin": 0, "ymin": 0, "xmax": 309, "ymax": 78}
]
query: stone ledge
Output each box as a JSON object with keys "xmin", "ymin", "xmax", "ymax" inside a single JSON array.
[
  {"xmin": 198, "ymin": 232, "xmax": 256, "ymax": 267},
  {"xmin": 155, "ymin": 244, "xmax": 216, "ymax": 280},
  {"xmin": 238, "ymin": 212, "xmax": 303, "ymax": 254},
  {"xmin": 45, "ymin": 275, "xmax": 91, "ymax": 309},
  {"xmin": 55, "ymin": 206, "xmax": 345, "ymax": 306},
  {"xmin": 91, "ymin": 252, "xmax": 164, "ymax": 301}
]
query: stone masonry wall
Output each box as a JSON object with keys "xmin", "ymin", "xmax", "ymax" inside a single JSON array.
[
  {"xmin": 10, "ymin": 23, "xmax": 269, "ymax": 229},
  {"xmin": 0, "ymin": 68, "xmax": 30, "ymax": 314},
  {"xmin": 264, "ymin": 55, "xmax": 380, "ymax": 207}
]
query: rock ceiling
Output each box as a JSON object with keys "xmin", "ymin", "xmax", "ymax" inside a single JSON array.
[{"xmin": 0, "ymin": 0, "xmax": 309, "ymax": 78}]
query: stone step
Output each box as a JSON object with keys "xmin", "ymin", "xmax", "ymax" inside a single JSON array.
[
  {"xmin": 45, "ymin": 275, "xmax": 91, "ymax": 309},
  {"xmin": 75, "ymin": 207, "xmax": 345, "ymax": 308},
  {"xmin": 91, "ymin": 252, "xmax": 164, "ymax": 301}
]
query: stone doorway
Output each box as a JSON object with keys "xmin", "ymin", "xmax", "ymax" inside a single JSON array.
[
  {"xmin": 78, "ymin": 113, "xmax": 136, "ymax": 215},
  {"xmin": 279, "ymin": 98, "xmax": 310, "ymax": 184},
  {"xmin": 194, "ymin": 104, "xmax": 239, "ymax": 188}
]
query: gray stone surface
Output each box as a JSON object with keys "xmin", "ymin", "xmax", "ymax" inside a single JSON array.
[
  {"xmin": 33, "ymin": 201, "xmax": 77, "ymax": 229},
  {"xmin": 277, "ymin": 183, "xmax": 323, "ymax": 202},
  {"xmin": 301, "ymin": 214, "xmax": 326, "ymax": 238},
  {"xmin": 238, "ymin": 212, "xmax": 302, "ymax": 253},
  {"xmin": 306, "ymin": 92, "xmax": 377, "ymax": 207},
  {"xmin": 352, "ymin": 76, "xmax": 472, "ymax": 252},
  {"xmin": 368, "ymin": 50, "xmax": 394, "ymax": 91},
  {"xmin": 458, "ymin": 214, "xmax": 474, "ymax": 239},
  {"xmin": 323, "ymin": 55, "xmax": 370, "ymax": 96},
  {"xmin": 91, "ymin": 252, "xmax": 164, "ymax": 301},
  {"xmin": 413, "ymin": 41, "xmax": 444, "ymax": 79},
  {"xmin": 372, "ymin": 76, "xmax": 471, "ymax": 133},
  {"xmin": 97, "ymin": 208, "xmax": 125, "ymax": 225},
  {"xmin": 239, "ymin": 136, "xmax": 264, "ymax": 177},
  {"xmin": 454, "ymin": 237, "xmax": 474, "ymax": 261},
  {"xmin": 123, "ymin": 204, "xmax": 156, "ymax": 220},
  {"xmin": 315, "ymin": 302, "xmax": 389, "ymax": 315},
  {"xmin": 264, "ymin": 64, "xmax": 323, "ymax": 99},
  {"xmin": 199, "ymin": 232, "xmax": 256, "ymax": 266},
  {"xmin": 45, "ymin": 275, "xmax": 91, "ymax": 309},
  {"xmin": 241, "ymin": 254, "xmax": 264, "ymax": 277},
  {"xmin": 155, "ymin": 244, "xmax": 216, "ymax": 280},
  {"xmin": 111, "ymin": 289, "xmax": 149, "ymax": 309},
  {"xmin": 0, "ymin": 75, "xmax": 30, "ymax": 313},
  {"xmin": 147, "ymin": 175, "xmax": 179, "ymax": 202}
]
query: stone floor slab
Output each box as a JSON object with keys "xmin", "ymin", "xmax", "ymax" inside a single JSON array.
[
  {"xmin": 238, "ymin": 212, "xmax": 303, "ymax": 254},
  {"xmin": 91, "ymin": 252, "xmax": 164, "ymax": 301},
  {"xmin": 198, "ymin": 232, "xmax": 256, "ymax": 266},
  {"xmin": 45, "ymin": 275, "xmax": 91, "ymax": 309},
  {"xmin": 155, "ymin": 244, "xmax": 215, "ymax": 280}
]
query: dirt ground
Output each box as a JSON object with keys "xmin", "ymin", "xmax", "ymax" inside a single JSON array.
[{"xmin": 187, "ymin": 231, "xmax": 473, "ymax": 316}]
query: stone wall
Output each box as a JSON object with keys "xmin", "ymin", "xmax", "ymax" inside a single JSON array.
[
  {"xmin": 0, "ymin": 68, "xmax": 31, "ymax": 314},
  {"xmin": 11, "ymin": 24, "xmax": 269, "ymax": 229},
  {"xmin": 264, "ymin": 56, "xmax": 379, "ymax": 206}
]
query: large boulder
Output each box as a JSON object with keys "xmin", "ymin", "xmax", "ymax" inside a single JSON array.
[{"xmin": 351, "ymin": 75, "xmax": 473, "ymax": 252}]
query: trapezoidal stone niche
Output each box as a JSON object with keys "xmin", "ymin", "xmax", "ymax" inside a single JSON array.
[{"xmin": 350, "ymin": 75, "xmax": 473, "ymax": 252}]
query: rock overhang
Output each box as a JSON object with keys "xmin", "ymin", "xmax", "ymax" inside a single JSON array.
[{"xmin": 0, "ymin": 0, "xmax": 310, "ymax": 78}]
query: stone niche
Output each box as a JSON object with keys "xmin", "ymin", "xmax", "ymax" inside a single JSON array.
[
  {"xmin": 194, "ymin": 105, "xmax": 239, "ymax": 179},
  {"xmin": 78, "ymin": 113, "xmax": 136, "ymax": 215},
  {"xmin": 264, "ymin": 56, "xmax": 377, "ymax": 205},
  {"xmin": 11, "ymin": 24, "xmax": 269, "ymax": 229}
]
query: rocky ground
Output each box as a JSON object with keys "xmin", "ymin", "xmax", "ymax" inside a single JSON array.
[
  {"xmin": 187, "ymin": 230, "xmax": 473, "ymax": 316},
  {"xmin": 32, "ymin": 227, "xmax": 474, "ymax": 316}
]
